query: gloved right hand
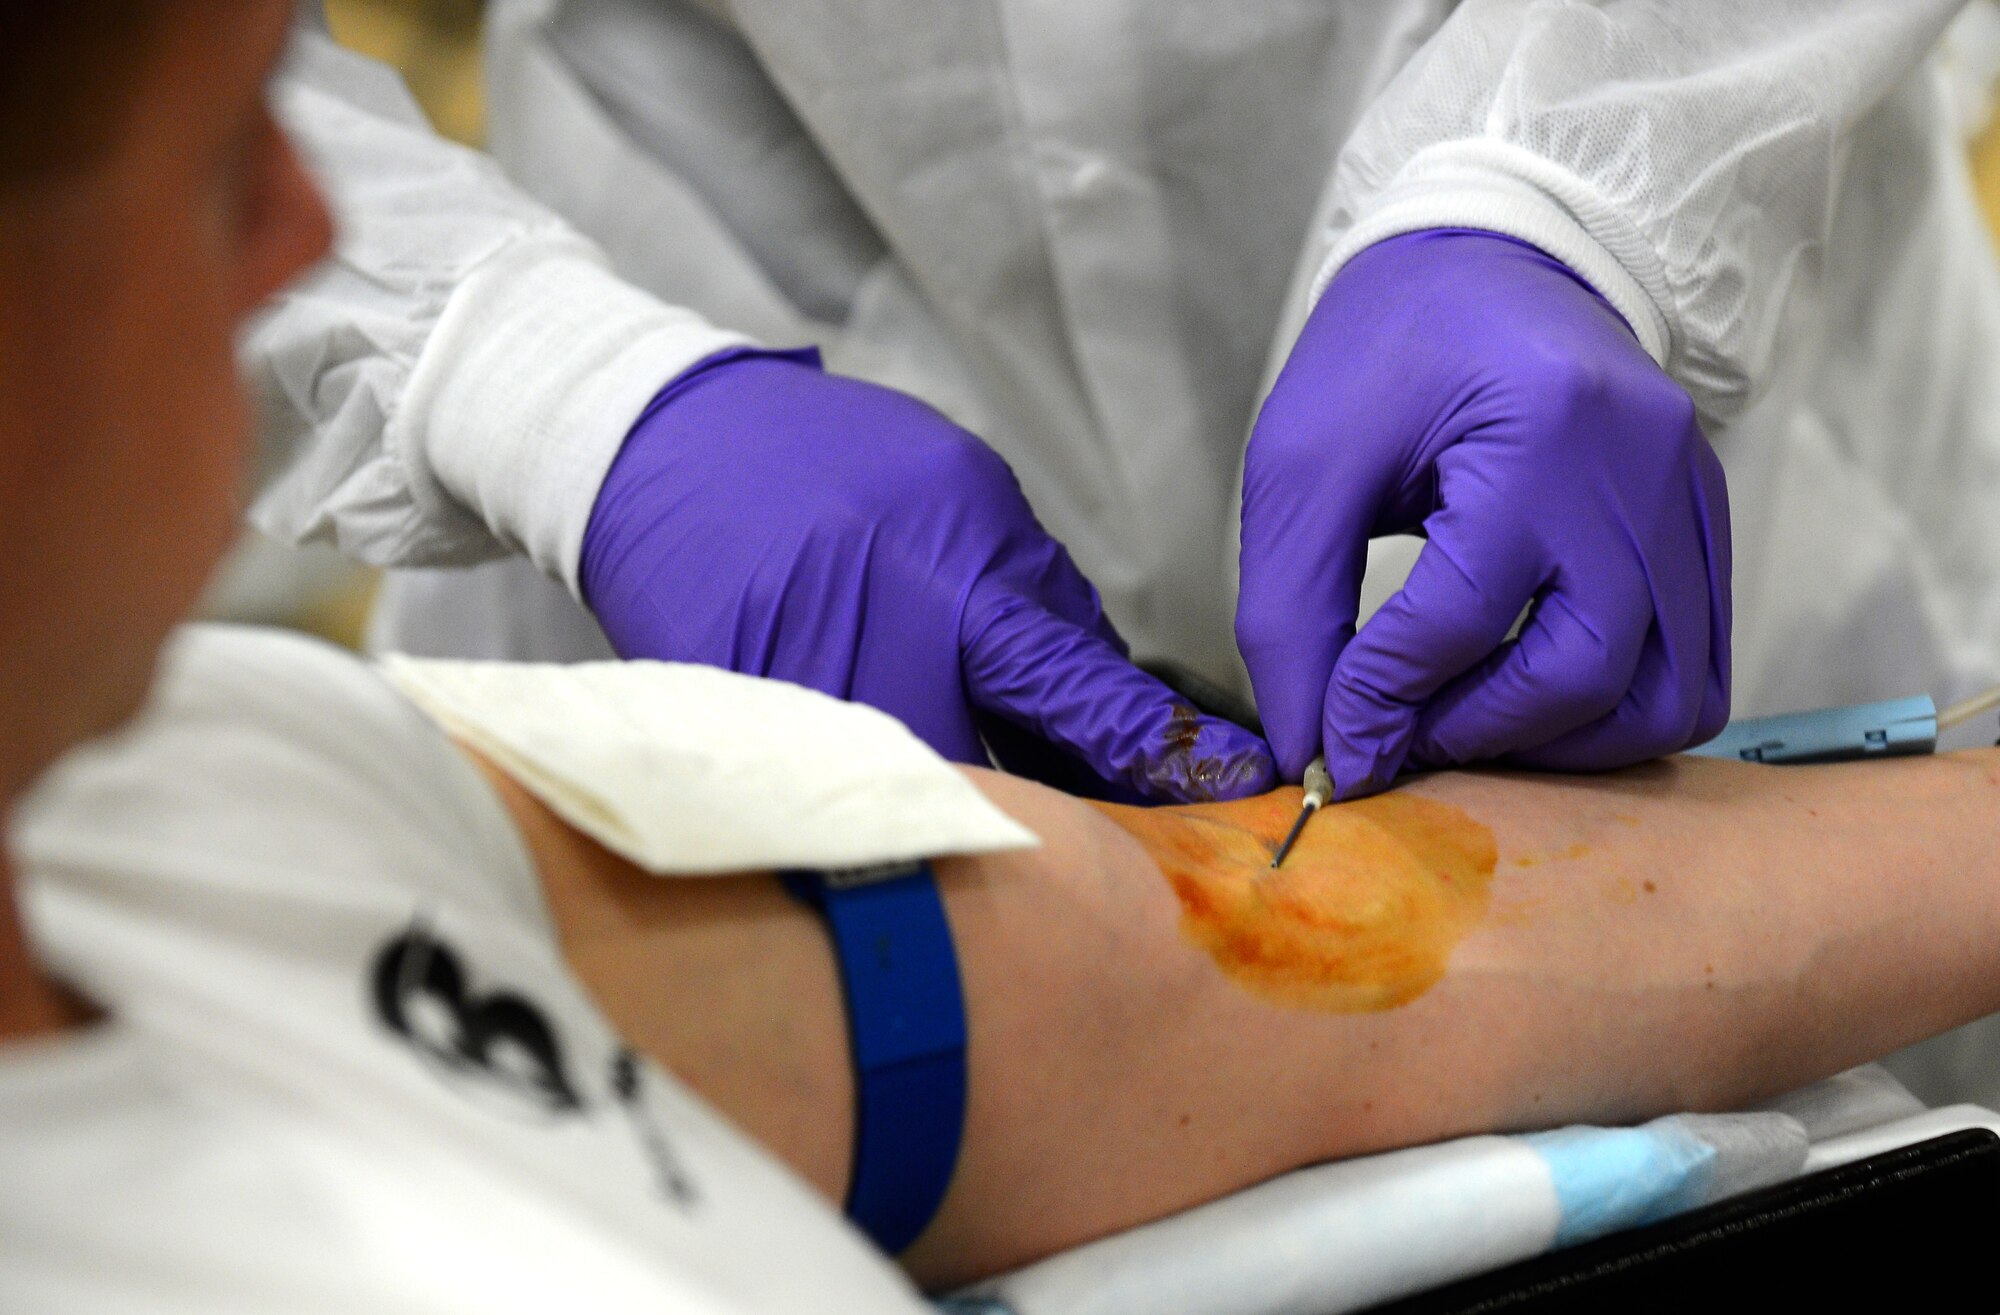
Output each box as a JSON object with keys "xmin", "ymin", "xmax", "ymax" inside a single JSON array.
[
  {"xmin": 579, "ymin": 349, "xmax": 1276, "ymax": 804},
  {"xmin": 1238, "ymin": 230, "xmax": 1731, "ymax": 798}
]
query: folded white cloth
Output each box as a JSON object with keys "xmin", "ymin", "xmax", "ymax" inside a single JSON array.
[
  {"xmin": 379, "ymin": 656, "xmax": 1038, "ymax": 874},
  {"xmin": 955, "ymin": 1066, "xmax": 1977, "ymax": 1315}
]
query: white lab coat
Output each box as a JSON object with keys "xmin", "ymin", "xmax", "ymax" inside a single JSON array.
[{"xmin": 250, "ymin": 0, "xmax": 2000, "ymax": 724}]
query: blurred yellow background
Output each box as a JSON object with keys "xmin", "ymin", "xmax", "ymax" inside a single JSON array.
[
  {"xmin": 1980, "ymin": 115, "xmax": 2000, "ymax": 236},
  {"xmin": 325, "ymin": 0, "xmax": 486, "ymax": 145}
]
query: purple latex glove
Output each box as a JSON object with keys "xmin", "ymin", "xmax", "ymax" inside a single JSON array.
[
  {"xmin": 1238, "ymin": 230, "xmax": 1730, "ymax": 798},
  {"xmin": 581, "ymin": 348, "xmax": 1275, "ymax": 803}
]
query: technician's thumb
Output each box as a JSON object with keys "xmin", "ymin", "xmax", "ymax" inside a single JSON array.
[{"xmin": 962, "ymin": 592, "xmax": 1277, "ymax": 804}]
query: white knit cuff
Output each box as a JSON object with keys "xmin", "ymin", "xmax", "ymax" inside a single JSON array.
[
  {"xmin": 400, "ymin": 238, "xmax": 753, "ymax": 592},
  {"xmin": 1313, "ymin": 140, "xmax": 1675, "ymax": 370}
]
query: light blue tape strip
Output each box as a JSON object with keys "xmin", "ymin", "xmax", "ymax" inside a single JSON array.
[
  {"xmin": 1524, "ymin": 1124, "xmax": 1719, "ymax": 1248},
  {"xmin": 1686, "ymin": 695, "xmax": 1937, "ymax": 765}
]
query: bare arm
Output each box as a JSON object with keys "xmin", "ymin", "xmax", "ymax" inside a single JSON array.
[{"xmin": 474, "ymin": 749, "xmax": 2000, "ymax": 1288}]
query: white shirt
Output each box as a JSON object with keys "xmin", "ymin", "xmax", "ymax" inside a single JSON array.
[{"xmin": 1, "ymin": 626, "xmax": 934, "ymax": 1314}]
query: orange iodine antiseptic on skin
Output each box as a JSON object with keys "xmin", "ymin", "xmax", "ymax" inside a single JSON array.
[{"xmin": 1095, "ymin": 789, "xmax": 1497, "ymax": 1012}]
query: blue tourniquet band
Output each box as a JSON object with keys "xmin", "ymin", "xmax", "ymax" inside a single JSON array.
[{"xmin": 782, "ymin": 861, "xmax": 967, "ymax": 1254}]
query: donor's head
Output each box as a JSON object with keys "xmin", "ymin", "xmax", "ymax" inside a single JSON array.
[{"xmin": 0, "ymin": 2, "xmax": 331, "ymax": 804}]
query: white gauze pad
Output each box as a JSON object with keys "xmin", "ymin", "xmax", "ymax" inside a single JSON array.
[{"xmin": 380, "ymin": 656, "xmax": 1039, "ymax": 875}]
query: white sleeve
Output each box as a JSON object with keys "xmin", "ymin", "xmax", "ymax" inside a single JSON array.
[
  {"xmin": 1313, "ymin": 0, "xmax": 1966, "ymax": 423},
  {"xmin": 244, "ymin": 28, "xmax": 752, "ymax": 590}
]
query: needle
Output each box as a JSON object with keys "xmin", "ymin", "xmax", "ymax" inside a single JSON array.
[{"xmin": 1269, "ymin": 757, "xmax": 1333, "ymax": 869}]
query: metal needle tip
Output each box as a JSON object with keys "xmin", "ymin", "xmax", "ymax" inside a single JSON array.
[
  {"xmin": 1270, "ymin": 757, "xmax": 1334, "ymax": 870},
  {"xmin": 1269, "ymin": 799, "xmax": 1319, "ymax": 869}
]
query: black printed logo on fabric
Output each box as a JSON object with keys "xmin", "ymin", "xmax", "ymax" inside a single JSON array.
[
  {"xmin": 370, "ymin": 923, "xmax": 700, "ymax": 1207},
  {"xmin": 373, "ymin": 924, "xmax": 583, "ymax": 1118}
]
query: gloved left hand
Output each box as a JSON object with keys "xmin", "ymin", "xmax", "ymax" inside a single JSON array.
[
  {"xmin": 580, "ymin": 348, "xmax": 1276, "ymax": 803},
  {"xmin": 1238, "ymin": 229, "xmax": 1731, "ymax": 798}
]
